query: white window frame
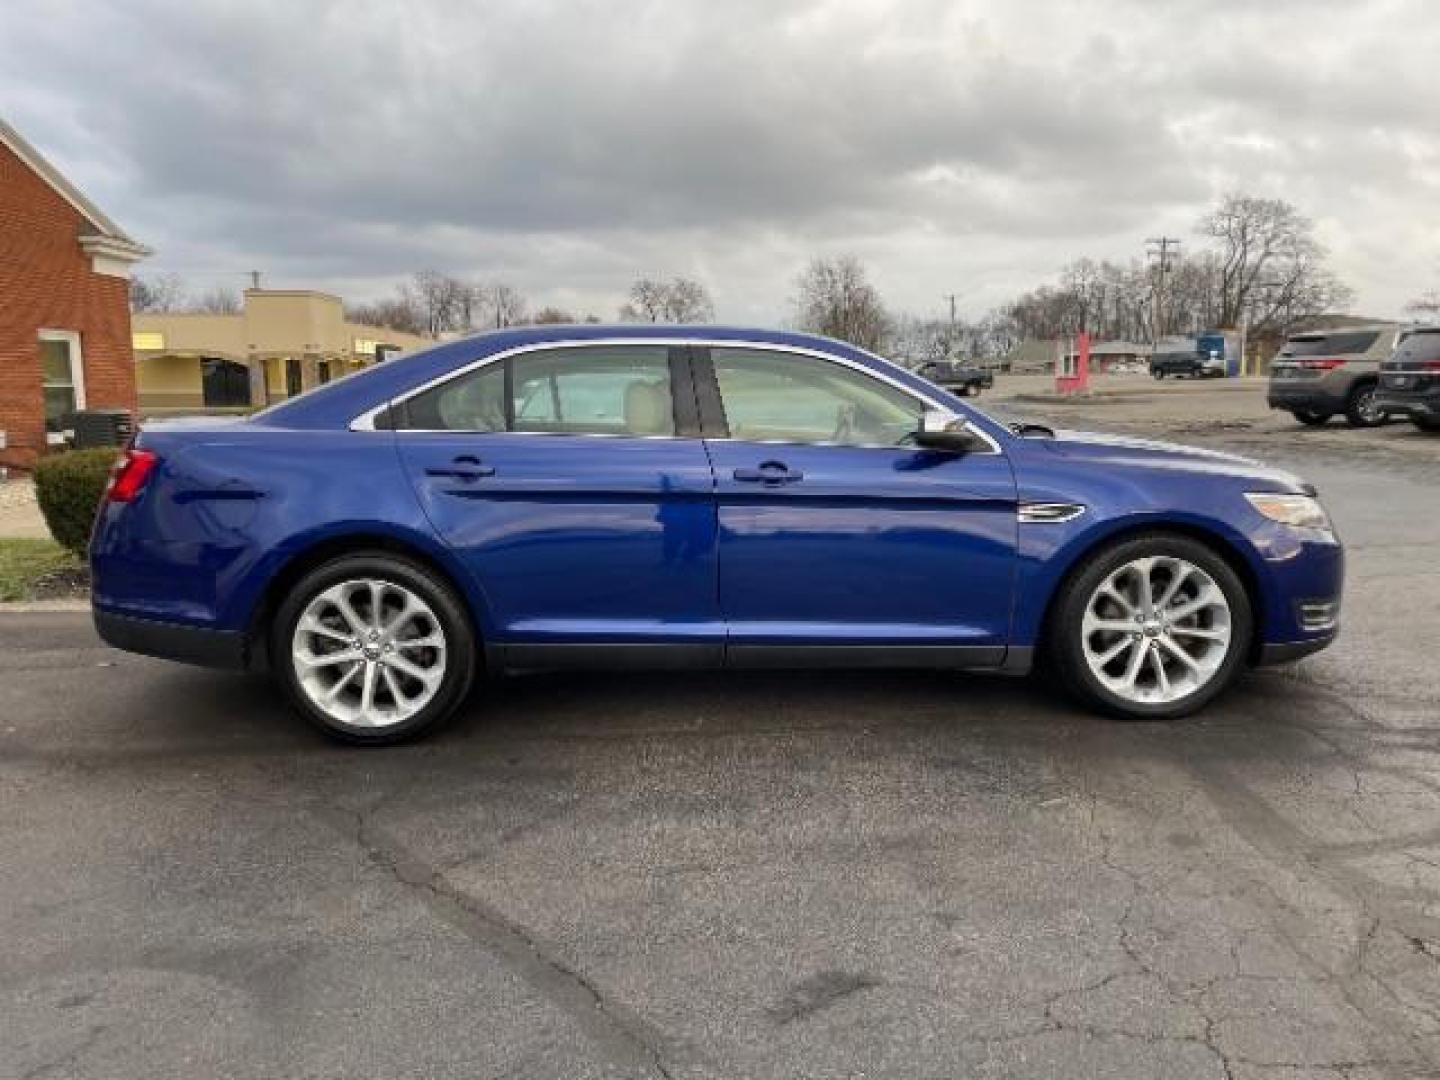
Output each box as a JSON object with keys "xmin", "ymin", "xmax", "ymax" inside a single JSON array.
[{"xmin": 38, "ymin": 329, "xmax": 86, "ymax": 446}]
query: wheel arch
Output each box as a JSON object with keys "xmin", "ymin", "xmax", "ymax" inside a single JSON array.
[
  {"xmin": 1031, "ymin": 516, "xmax": 1267, "ymax": 665},
  {"xmin": 243, "ymin": 527, "xmax": 489, "ymax": 666}
]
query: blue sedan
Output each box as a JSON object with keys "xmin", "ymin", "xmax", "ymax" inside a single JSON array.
[{"xmin": 91, "ymin": 326, "xmax": 1343, "ymax": 743}]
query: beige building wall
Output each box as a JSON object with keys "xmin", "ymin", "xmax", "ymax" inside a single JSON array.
[
  {"xmin": 136, "ymin": 354, "xmax": 204, "ymax": 409},
  {"xmin": 132, "ymin": 290, "xmax": 431, "ymax": 413}
]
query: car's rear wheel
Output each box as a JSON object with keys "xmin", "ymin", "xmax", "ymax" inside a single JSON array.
[
  {"xmin": 1048, "ymin": 534, "xmax": 1252, "ymax": 720},
  {"xmin": 1152, "ymin": 370, "xmax": 1164, "ymax": 380},
  {"xmin": 1291, "ymin": 409, "xmax": 1331, "ymax": 427},
  {"xmin": 1344, "ymin": 382, "xmax": 1386, "ymax": 428},
  {"xmin": 272, "ymin": 553, "xmax": 476, "ymax": 744}
]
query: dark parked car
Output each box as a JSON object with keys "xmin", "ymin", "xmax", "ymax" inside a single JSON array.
[
  {"xmin": 1266, "ymin": 325, "xmax": 1399, "ymax": 428},
  {"xmin": 1150, "ymin": 349, "xmax": 1223, "ymax": 379},
  {"xmin": 1374, "ymin": 327, "xmax": 1440, "ymax": 433},
  {"xmin": 917, "ymin": 360, "xmax": 994, "ymax": 395},
  {"xmin": 92, "ymin": 326, "xmax": 1343, "ymax": 744}
]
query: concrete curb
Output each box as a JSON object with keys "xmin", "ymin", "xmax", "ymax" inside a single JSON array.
[{"xmin": 0, "ymin": 599, "xmax": 90, "ymax": 614}]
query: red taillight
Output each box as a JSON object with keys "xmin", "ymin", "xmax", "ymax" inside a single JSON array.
[
  {"xmin": 1298, "ymin": 357, "xmax": 1347, "ymax": 370},
  {"xmin": 106, "ymin": 448, "xmax": 158, "ymax": 503}
]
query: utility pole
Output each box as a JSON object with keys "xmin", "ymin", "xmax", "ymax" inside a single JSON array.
[
  {"xmin": 249, "ymin": 270, "xmax": 262, "ymax": 290},
  {"xmin": 1145, "ymin": 237, "xmax": 1180, "ymax": 345},
  {"xmin": 943, "ymin": 293, "xmax": 959, "ymax": 328}
]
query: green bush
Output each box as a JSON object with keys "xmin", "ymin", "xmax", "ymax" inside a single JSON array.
[{"xmin": 33, "ymin": 448, "xmax": 118, "ymax": 556}]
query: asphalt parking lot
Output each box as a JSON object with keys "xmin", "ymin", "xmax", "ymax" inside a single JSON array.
[{"xmin": 3, "ymin": 383, "xmax": 1439, "ymax": 1079}]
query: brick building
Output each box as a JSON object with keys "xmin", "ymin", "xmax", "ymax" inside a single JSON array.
[{"xmin": 1, "ymin": 117, "xmax": 148, "ymax": 470}]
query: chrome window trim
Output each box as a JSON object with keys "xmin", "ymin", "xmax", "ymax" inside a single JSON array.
[{"xmin": 350, "ymin": 336, "xmax": 1003, "ymax": 455}]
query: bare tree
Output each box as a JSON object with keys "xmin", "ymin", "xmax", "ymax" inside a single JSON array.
[
  {"xmin": 1198, "ymin": 194, "xmax": 1351, "ymax": 333},
  {"xmin": 1405, "ymin": 290, "xmax": 1440, "ymax": 320},
  {"xmin": 346, "ymin": 295, "xmax": 427, "ymax": 336},
  {"xmin": 129, "ymin": 273, "xmax": 187, "ymax": 313},
  {"xmin": 793, "ymin": 256, "xmax": 892, "ymax": 352},
  {"xmin": 530, "ymin": 306, "xmax": 575, "ymax": 324},
  {"xmin": 189, "ymin": 286, "xmax": 242, "ymax": 315},
  {"xmin": 480, "ymin": 283, "xmax": 528, "ymax": 328},
  {"xmin": 619, "ymin": 276, "xmax": 714, "ymax": 322},
  {"xmin": 661, "ymin": 277, "xmax": 713, "ymax": 322},
  {"xmin": 404, "ymin": 271, "xmax": 470, "ymax": 335}
]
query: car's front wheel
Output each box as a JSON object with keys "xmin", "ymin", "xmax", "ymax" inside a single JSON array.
[
  {"xmin": 1048, "ymin": 534, "xmax": 1252, "ymax": 720},
  {"xmin": 272, "ymin": 553, "xmax": 477, "ymax": 744},
  {"xmin": 1291, "ymin": 409, "xmax": 1331, "ymax": 427}
]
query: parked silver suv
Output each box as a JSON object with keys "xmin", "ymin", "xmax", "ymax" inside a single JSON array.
[{"xmin": 1266, "ymin": 325, "xmax": 1400, "ymax": 428}]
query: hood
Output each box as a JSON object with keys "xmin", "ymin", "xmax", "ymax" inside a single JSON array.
[{"xmin": 1040, "ymin": 428, "xmax": 1308, "ymax": 491}]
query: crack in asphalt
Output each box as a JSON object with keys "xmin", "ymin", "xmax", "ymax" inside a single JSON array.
[{"xmin": 310, "ymin": 801, "xmax": 676, "ymax": 1080}]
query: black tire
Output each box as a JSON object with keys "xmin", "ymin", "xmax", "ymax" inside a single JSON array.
[
  {"xmin": 1292, "ymin": 410, "xmax": 1331, "ymax": 427},
  {"xmin": 1152, "ymin": 370, "xmax": 1164, "ymax": 380},
  {"xmin": 1046, "ymin": 532, "xmax": 1253, "ymax": 721},
  {"xmin": 271, "ymin": 552, "xmax": 477, "ymax": 745},
  {"xmin": 1412, "ymin": 416, "xmax": 1440, "ymax": 434},
  {"xmin": 1344, "ymin": 382, "xmax": 1386, "ymax": 428}
]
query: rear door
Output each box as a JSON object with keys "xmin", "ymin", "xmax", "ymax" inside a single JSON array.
[
  {"xmin": 697, "ymin": 344, "xmax": 1018, "ymax": 662},
  {"xmin": 393, "ymin": 343, "xmax": 721, "ymax": 660}
]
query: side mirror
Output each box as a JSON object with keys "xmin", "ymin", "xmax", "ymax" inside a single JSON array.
[{"xmin": 914, "ymin": 409, "xmax": 981, "ymax": 453}]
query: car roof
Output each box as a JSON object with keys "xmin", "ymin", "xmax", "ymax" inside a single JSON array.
[
  {"xmin": 252, "ymin": 324, "xmax": 901, "ymax": 431},
  {"xmin": 1287, "ymin": 324, "xmax": 1395, "ymax": 339}
]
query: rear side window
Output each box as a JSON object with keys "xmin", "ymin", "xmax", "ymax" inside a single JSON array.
[
  {"xmin": 1282, "ymin": 331, "xmax": 1381, "ymax": 357},
  {"xmin": 395, "ymin": 345, "xmax": 674, "ymax": 436},
  {"xmin": 401, "ymin": 363, "xmax": 506, "ymax": 431},
  {"xmin": 512, "ymin": 346, "xmax": 673, "ymax": 436},
  {"xmin": 1392, "ymin": 330, "xmax": 1440, "ymax": 365}
]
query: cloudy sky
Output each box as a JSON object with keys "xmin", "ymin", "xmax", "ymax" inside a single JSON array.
[{"xmin": 5, "ymin": 0, "xmax": 1437, "ymax": 322}]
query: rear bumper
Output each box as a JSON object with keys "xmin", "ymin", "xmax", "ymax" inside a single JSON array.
[
  {"xmin": 1266, "ymin": 381, "xmax": 1347, "ymax": 413},
  {"xmin": 1373, "ymin": 389, "xmax": 1440, "ymax": 419},
  {"xmin": 93, "ymin": 608, "xmax": 249, "ymax": 670}
]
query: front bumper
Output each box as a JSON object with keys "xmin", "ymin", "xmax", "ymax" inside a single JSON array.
[
  {"xmin": 1259, "ymin": 630, "xmax": 1338, "ymax": 665},
  {"xmin": 94, "ymin": 608, "xmax": 249, "ymax": 670}
]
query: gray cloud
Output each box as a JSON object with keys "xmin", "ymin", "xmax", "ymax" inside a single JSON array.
[{"xmin": 4, "ymin": 0, "xmax": 1437, "ymax": 321}]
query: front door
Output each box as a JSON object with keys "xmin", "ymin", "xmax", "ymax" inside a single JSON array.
[
  {"xmin": 394, "ymin": 343, "xmax": 721, "ymax": 662},
  {"xmin": 698, "ymin": 345, "xmax": 1018, "ymax": 661}
]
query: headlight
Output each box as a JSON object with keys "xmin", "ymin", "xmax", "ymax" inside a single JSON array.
[{"xmin": 1245, "ymin": 492, "xmax": 1332, "ymax": 531}]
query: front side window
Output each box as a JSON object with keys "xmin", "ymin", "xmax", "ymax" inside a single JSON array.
[
  {"xmin": 38, "ymin": 332, "xmax": 83, "ymax": 435},
  {"xmin": 396, "ymin": 345, "xmax": 674, "ymax": 436},
  {"xmin": 711, "ymin": 347, "xmax": 924, "ymax": 447}
]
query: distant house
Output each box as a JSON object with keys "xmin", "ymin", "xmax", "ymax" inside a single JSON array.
[
  {"xmin": 0, "ymin": 117, "xmax": 149, "ymax": 470},
  {"xmin": 1087, "ymin": 340, "xmax": 1152, "ymax": 372},
  {"xmin": 1002, "ymin": 338, "xmax": 1060, "ymax": 374},
  {"xmin": 132, "ymin": 291, "xmax": 431, "ymax": 413}
]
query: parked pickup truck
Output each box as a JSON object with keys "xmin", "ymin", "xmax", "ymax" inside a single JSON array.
[
  {"xmin": 917, "ymin": 361, "xmax": 995, "ymax": 396},
  {"xmin": 1150, "ymin": 349, "xmax": 1224, "ymax": 379}
]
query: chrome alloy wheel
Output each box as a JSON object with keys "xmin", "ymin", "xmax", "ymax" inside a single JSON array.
[
  {"xmin": 1080, "ymin": 556, "xmax": 1232, "ymax": 706},
  {"xmin": 291, "ymin": 578, "xmax": 448, "ymax": 728},
  {"xmin": 1354, "ymin": 385, "xmax": 1385, "ymax": 425}
]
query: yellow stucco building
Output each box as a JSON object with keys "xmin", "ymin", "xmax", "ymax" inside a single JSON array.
[{"xmin": 132, "ymin": 289, "xmax": 430, "ymax": 413}]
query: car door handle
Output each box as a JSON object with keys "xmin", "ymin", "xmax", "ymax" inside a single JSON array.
[
  {"xmin": 425, "ymin": 455, "xmax": 495, "ymax": 481},
  {"xmin": 733, "ymin": 461, "xmax": 803, "ymax": 484}
]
